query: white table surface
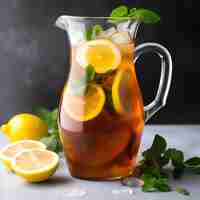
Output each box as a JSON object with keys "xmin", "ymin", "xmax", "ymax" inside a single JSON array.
[{"xmin": 1, "ymin": 125, "xmax": 200, "ymax": 200}]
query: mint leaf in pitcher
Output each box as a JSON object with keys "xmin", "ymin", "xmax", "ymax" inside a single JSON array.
[
  {"xmin": 69, "ymin": 65, "xmax": 96, "ymax": 96},
  {"xmin": 85, "ymin": 28, "xmax": 93, "ymax": 41},
  {"xmin": 92, "ymin": 25, "xmax": 103, "ymax": 38},
  {"xmin": 85, "ymin": 25, "xmax": 103, "ymax": 40}
]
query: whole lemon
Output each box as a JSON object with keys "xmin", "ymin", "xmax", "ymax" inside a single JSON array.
[{"xmin": 0, "ymin": 113, "xmax": 48, "ymax": 142}]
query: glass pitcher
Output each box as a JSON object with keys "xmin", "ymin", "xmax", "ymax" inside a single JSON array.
[{"xmin": 56, "ymin": 15, "xmax": 172, "ymax": 180}]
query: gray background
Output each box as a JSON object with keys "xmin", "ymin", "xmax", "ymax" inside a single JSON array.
[{"xmin": 0, "ymin": 0, "xmax": 199, "ymax": 124}]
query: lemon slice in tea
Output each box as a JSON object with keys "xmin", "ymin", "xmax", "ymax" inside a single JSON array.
[
  {"xmin": 112, "ymin": 67, "xmax": 135, "ymax": 114},
  {"xmin": 11, "ymin": 149, "xmax": 59, "ymax": 182},
  {"xmin": 76, "ymin": 39, "xmax": 121, "ymax": 73},
  {"xmin": 0, "ymin": 140, "xmax": 46, "ymax": 170},
  {"xmin": 63, "ymin": 84, "xmax": 105, "ymax": 121}
]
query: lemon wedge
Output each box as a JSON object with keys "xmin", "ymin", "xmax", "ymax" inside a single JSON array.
[
  {"xmin": 11, "ymin": 149, "xmax": 59, "ymax": 182},
  {"xmin": 63, "ymin": 84, "xmax": 105, "ymax": 121},
  {"xmin": 76, "ymin": 39, "xmax": 121, "ymax": 73},
  {"xmin": 0, "ymin": 140, "xmax": 46, "ymax": 171}
]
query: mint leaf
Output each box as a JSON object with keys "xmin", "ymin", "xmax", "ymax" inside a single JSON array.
[
  {"xmin": 142, "ymin": 134, "xmax": 166, "ymax": 161},
  {"xmin": 166, "ymin": 148, "xmax": 184, "ymax": 167},
  {"xmin": 142, "ymin": 174, "xmax": 157, "ymax": 192},
  {"xmin": 86, "ymin": 64, "xmax": 95, "ymax": 82},
  {"xmin": 141, "ymin": 173, "xmax": 170, "ymax": 192},
  {"xmin": 109, "ymin": 5, "xmax": 129, "ymax": 23},
  {"xmin": 92, "ymin": 25, "xmax": 103, "ymax": 39},
  {"xmin": 164, "ymin": 148, "xmax": 185, "ymax": 178},
  {"xmin": 151, "ymin": 134, "xmax": 167, "ymax": 155},
  {"xmin": 185, "ymin": 157, "xmax": 200, "ymax": 167},
  {"xmin": 40, "ymin": 134, "xmax": 62, "ymax": 153},
  {"xmin": 33, "ymin": 107, "xmax": 58, "ymax": 130},
  {"xmin": 129, "ymin": 9, "xmax": 160, "ymax": 24},
  {"xmin": 176, "ymin": 187, "xmax": 190, "ymax": 196},
  {"xmin": 154, "ymin": 178, "xmax": 171, "ymax": 192},
  {"xmin": 110, "ymin": 5, "xmax": 128, "ymax": 18},
  {"xmin": 32, "ymin": 107, "xmax": 50, "ymax": 123},
  {"xmin": 85, "ymin": 25, "xmax": 103, "ymax": 41},
  {"xmin": 184, "ymin": 157, "xmax": 200, "ymax": 174},
  {"xmin": 69, "ymin": 65, "xmax": 95, "ymax": 96},
  {"xmin": 85, "ymin": 28, "xmax": 93, "ymax": 41}
]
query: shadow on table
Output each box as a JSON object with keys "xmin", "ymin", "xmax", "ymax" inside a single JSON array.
[{"xmin": 25, "ymin": 175, "xmax": 75, "ymax": 187}]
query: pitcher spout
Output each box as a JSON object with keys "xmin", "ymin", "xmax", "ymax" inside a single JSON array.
[{"xmin": 55, "ymin": 15, "xmax": 69, "ymax": 31}]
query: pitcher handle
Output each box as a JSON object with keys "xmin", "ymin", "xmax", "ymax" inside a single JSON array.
[{"xmin": 134, "ymin": 42, "xmax": 173, "ymax": 122}]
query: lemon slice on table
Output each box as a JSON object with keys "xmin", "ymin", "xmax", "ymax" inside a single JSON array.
[
  {"xmin": 63, "ymin": 84, "xmax": 105, "ymax": 121},
  {"xmin": 11, "ymin": 149, "xmax": 59, "ymax": 182},
  {"xmin": 112, "ymin": 67, "xmax": 135, "ymax": 114},
  {"xmin": 0, "ymin": 140, "xmax": 46, "ymax": 171},
  {"xmin": 76, "ymin": 39, "xmax": 121, "ymax": 73}
]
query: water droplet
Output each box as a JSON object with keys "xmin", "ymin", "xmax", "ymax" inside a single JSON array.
[
  {"xmin": 112, "ymin": 188, "xmax": 134, "ymax": 195},
  {"xmin": 60, "ymin": 188, "xmax": 87, "ymax": 198}
]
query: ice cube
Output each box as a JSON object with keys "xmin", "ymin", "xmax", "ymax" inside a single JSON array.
[
  {"xmin": 96, "ymin": 27, "xmax": 117, "ymax": 39},
  {"xmin": 117, "ymin": 20, "xmax": 131, "ymax": 32},
  {"xmin": 110, "ymin": 31, "xmax": 131, "ymax": 44},
  {"xmin": 117, "ymin": 20, "xmax": 140, "ymax": 39}
]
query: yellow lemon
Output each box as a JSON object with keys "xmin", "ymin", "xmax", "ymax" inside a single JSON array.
[
  {"xmin": 0, "ymin": 113, "xmax": 48, "ymax": 142},
  {"xmin": 63, "ymin": 84, "xmax": 105, "ymax": 121},
  {"xmin": 76, "ymin": 39, "xmax": 121, "ymax": 73},
  {"xmin": 0, "ymin": 140, "xmax": 46, "ymax": 170},
  {"xmin": 112, "ymin": 67, "xmax": 135, "ymax": 114},
  {"xmin": 11, "ymin": 149, "xmax": 59, "ymax": 182}
]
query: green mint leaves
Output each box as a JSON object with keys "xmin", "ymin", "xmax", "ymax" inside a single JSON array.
[
  {"xmin": 69, "ymin": 65, "xmax": 96, "ymax": 96},
  {"xmin": 33, "ymin": 107, "xmax": 62, "ymax": 153},
  {"xmin": 109, "ymin": 5, "xmax": 160, "ymax": 24},
  {"xmin": 85, "ymin": 25, "xmax": 103, "ymax": 41},
  {"xmin": 121, "ymin": 134, "xmax": 200, "ymax": 196}
]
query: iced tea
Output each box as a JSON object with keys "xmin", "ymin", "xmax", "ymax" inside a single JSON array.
[{"xmin": 58, "ymin": 28, "xmax": 144, "ymax": 180}]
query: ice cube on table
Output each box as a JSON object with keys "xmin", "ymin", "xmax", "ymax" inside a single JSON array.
[
  {"xmin": 110, "ymin": 31, "xmax": 131, "ymax": 44},
  {"xmin": 96, "ymin": 27, "xmax": 117, "ymax": 39}
]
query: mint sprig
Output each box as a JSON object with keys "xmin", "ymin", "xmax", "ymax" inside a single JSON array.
[
  {"xmin": 122, "ymin": 134, "xmax": 200, "ymax": 195},
  {"xmin": 109, "ymin": 5, "xmax": 160, "ymax": 24}
]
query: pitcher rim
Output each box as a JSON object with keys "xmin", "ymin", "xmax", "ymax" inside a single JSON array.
[{"xmin": 58, "ymin": 15, "xmax": 140, "ymax": 21}]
